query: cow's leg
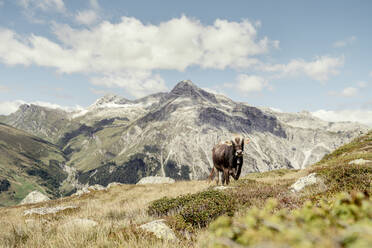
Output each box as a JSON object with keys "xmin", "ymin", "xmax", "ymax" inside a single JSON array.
[
  {"xmin": 230, "ymin": 167, "xmax": 237, "ymax": 180},
  {"xmin": 222, "ymin": 168, "xmax": 229, "ymax": 185},
  {"xmin": 224, "ymin": 168, "xmax": 230, "ymax": 185},
  {"xmin": 208, "ymin": 167, "xmax": 215, "ymax": 182}
]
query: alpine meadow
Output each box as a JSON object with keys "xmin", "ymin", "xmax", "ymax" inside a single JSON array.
[{"xmin": 0, "ymin": 1, "xmax": 371, "ymax": 247}]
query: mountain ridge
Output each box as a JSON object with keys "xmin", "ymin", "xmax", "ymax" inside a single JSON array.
[{"xmin": 0, "ymin": 80, "xmax": 369, "ymax": 196}]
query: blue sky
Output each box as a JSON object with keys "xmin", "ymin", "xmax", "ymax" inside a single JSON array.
[{"xmin": 0, "ymin": 0, "xmax": 371, "ymax": 125}]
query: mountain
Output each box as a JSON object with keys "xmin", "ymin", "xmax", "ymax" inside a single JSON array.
[
  {"xmin": 2, "ymin": 104, "xmax": 80, "ymax": 144},
  {"xmin": 1, "ymin": 80, "xmax": 369, "ymax": 188},
  {"xmin": 0, "ymin": 123, "xmax": 68, "ymax": 206},
  {"xmin": 0, "ymin": 130, "xmax": 370, "ymax": 247}
]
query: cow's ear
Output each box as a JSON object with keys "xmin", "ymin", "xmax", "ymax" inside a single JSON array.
[
  {"xmin": 244, "ymin": 138, "xmax": 250, "ymax": 144},
  {"xmin": 225, "ymin": 140, "xmax": 232, "ymax": 146}
]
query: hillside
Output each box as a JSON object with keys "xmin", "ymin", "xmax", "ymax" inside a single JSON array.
[
  {"xmin": 0, "ymin": 123, "xmax": 68, "ymax": 207},
  {"xmin": 1, "ymin": 81, "xmax": 368, "ymax": 189},
  {"xmin": 0, "ymin": 130, "xmax": 370, "ymax": 247}
]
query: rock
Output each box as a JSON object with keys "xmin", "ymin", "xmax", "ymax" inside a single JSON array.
[
  {"xmin": 136, "ymin": 176, "xmax": 175, "ymax": 185},
  {"xmin": 348, "ymin": 158, "xmax": 371, "ymax": 165},
  {"xmin": 24, "ymin": 205, "xmax": 78, "ymax": 216},
  {"xmin": 19, "ymin": 191, "xmax": 50, "ymax": 205},
  {"xmin": 214, "ymin": 186, "xmax": 235, "ymax": 191},
  {"xmin": 107, "ymin": 182, "xmax": 123, "ymax": 189},
  {"xmin": 88, "ymin": 184, "xmax": 106, "ymax": 191},
  {"xmin": 59, "ymin": 218, "xmax": 97, "ymax": 231},
  {"xmin": 139, "ymin": 219, "xmax": 177, "ymax": 241},
  {"xmin": 72, "ymin": 187, "xmax": 90, "ymax": 197},
  {"xmin": 72, "ymin": 184, "xmax": 106, "ymax": 197},
  {"xmin": 290, "ymin": 173, "xmax": 319, "ymax": 192}
]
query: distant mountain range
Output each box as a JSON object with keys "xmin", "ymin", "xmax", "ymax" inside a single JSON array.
[{"xmin": 0, "ymin": 80, "xmax": 369, "ymax": 205}]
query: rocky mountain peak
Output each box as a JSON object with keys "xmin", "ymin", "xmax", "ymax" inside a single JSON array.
[
  {"xmin": 170, "ymin": 80, "xmax": 218, "ymax": 103},
  {"xmin": 91, "ymin": 94, "xmax": 131, "ymax": 108},
  {"xmin": 18, "ymin": 104, "xmax": 40, "ymax": 113},
  {"xmin": 170, "ymin": 80, "xmax": 198, "ymax": 94}
]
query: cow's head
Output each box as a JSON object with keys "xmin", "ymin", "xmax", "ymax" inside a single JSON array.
[{"xmin": 230, "ymin": 136, "xmax": 250, "ymax": 157}]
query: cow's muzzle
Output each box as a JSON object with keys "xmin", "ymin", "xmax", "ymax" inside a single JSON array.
[{"xmin": 235, "ymin": 150, "xmax": 244, "ymax": 157}]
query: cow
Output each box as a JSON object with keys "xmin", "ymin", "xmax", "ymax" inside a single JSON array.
[{"xmin": 209, "ymin": 136, "xmax": 249, "ymax": 185}]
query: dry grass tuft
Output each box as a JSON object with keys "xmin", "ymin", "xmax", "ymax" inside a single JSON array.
[{"xmin": 0, "ymin": 180, "xmax": 209, "ymax": 247}]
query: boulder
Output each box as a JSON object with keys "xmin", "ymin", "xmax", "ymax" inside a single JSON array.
[
  {"xmin": 348, "ymin": 158, "xmax": 371, "ymax": 165},
  {"xmin": 136, "ymin": 176, "xmax": 175, "ymax": 185},
  {"xmin": 19, "ymin": 191, "xmax": 50, "ymax": 205},
  {"xmin": 290, "ymin": 173, "xmax": 319, "ymax": 192},
  {"xmin": 88, "ymin": 184, "xmax": 106, "ymax": 191},
  {"xmin": 214, "ymin": 186, "xmax": 235, "ymax": 191},
  {"xmin": 107, "ymin": 182, "xmax": 123, "ymax": 189},
  {"xmin": 72, "ymin": 184, "xmax": 106, "ymax": 197},
  {"xmin": 24, "ymin": 205, "xmax": 78, "ymax": 216},
  {"xmin": 139, "ymin": 219, "xmax": 177, "ymax": 241}
]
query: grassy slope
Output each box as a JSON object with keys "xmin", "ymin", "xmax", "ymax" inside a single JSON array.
[
  {"xmin": 0, "ymin": 123, "xmax": 67, "ymax": 207},
  {"xmin": 0, "ymin": 131, "xmax": 370, "ymax": 247}
]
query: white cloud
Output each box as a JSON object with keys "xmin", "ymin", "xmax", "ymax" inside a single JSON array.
[
  {"xmin": 0, "ymin": 16, "xmax": 277, "ymax": 97},
  {"xmin": 0, "ymin": 100, "xmax": 24, "ymax": 115},
  {"xmin": 369, "ymin": 71, "xmax": 372, "ymax": 77},
  {"xmin": 312, "ymin": 109, "xmax": 372, "ymax": 126},
  {"xmin": 0, "ymin": 16, "xmax": 276, "ymax": 73},
  {"xmin": 236, "ymin": 74, "xmax": 269, "ymax": 93},
  {"xmin": 333, "ymin": 36, "xmax": 356, "ymax": 48},
  {"xmin": 357, "ymin": 81, "xmax": 367, "ymax": 88},
  {"xmin": 75, "ymin": 10, "xmax": 99, "ymax": 25},
  {"xmin": 340, "ymin": 87, "xmax": 358, "ymax": 97},
  {"xmin": 329, "ymin": 87, "xmax": 358, "ymax": 97},
  {"xmin": 225, "ymin": 74, "xmax": 270, "ymax": 94},
  {"xmin": 19, "ymin": 0, "xmax": 65, "ymax": 12},
  {"xmin": 90, "ymin": 71, "xmax": 168, "ymax": 98},
  {"xmin": 0, "ymin": 99, "xmax": 84, "ymax": 115},
  {"xmin": 261, "ymin": 55, "xmax": 344, "ymax": 81}
]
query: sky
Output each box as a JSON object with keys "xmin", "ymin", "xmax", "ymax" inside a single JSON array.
[{"xmin": 0, "ymin": 0, "xmax": 371, "ymax": 125}]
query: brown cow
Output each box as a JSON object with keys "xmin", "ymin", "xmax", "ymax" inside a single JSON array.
[{"xmin": 209, "ymin": 136, "xmax": 249, "ymax": 185}]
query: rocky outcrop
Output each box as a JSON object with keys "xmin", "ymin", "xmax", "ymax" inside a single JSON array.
[
  {"xmin": 72, "ymin": 184, "xmax": 106, "ymax": 197},
  {"xmin": 290, "ymin": 173, "xmax": 320, "ymax": 192},
  {"xmin": 136, "ymin": 176, "xmax": 175, "ymax": 185},
  {"xmin": 106, "ymin": 182, "xmax": 123, "ymax": 189},
  {"xmin": 19, "ymin": 191, "xmax": 50, "ymax": 205},
  {"xmin": 348, "ymin": 158, "xmax": 371, "ymax": 165},
  {"xmin": 139, "ymin": 219, "xmax": 177, "ymax": 241}
]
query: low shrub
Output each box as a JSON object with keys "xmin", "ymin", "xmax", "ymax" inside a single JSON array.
[
  {"xmin": 311, "ymin": 164, "xmax": 372, "ymax": 195},
  {"xmin": 204, "ymin": 191, "xmax": 372, "ymax": 248},
  {"xmin": 230, "ymin": 179, "xmax": 302, "ymax": 210},
  {"xmin": 148, "ymin": 190, "xmax": 236, "ymax": 228},
  {"xmin": 179, "ymin": 190, "xmax": 236, "ymax": 228}
]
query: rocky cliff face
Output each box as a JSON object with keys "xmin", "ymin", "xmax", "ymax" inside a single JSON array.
[{"xmin": 1, "ymin": 80, "xmax": 369, "ymax": 187}]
